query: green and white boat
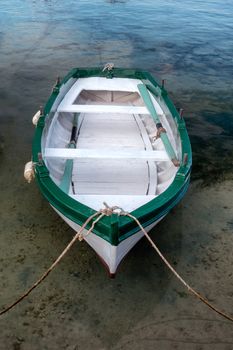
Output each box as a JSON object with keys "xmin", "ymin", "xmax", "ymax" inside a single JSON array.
[{"xmin": 30, "ymin": 66, "xmax": 191, "ymax": 276}]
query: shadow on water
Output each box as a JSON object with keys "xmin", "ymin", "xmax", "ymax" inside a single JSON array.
[
  {"xmin": 177, "ymin": 90, "xmax": 233, "ymax": 185},
  {"xmin": 105, "ymin": 0, "xmax": 128, "ymax": 3}
]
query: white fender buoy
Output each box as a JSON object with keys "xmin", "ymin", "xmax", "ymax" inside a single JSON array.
[
  {"xmin": 24, "ymin": 161, "xmax": 35, "ymax": 183},
  {"xmin": 32, "ymin": 110, "xmax": 41, "ymax": 126}
]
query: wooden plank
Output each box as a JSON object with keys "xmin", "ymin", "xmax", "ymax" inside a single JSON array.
[
  {"xmin": 133, "ymin": 114, "xmax": 157, "ymax": 195},
  {"xmin": 57, "ymin": 104, "xmax": 149, "ymax": 115},
  {"xmin": 77, "ymin": 137, "xmax": 144, "ymax": 148},
  {"xmin": 44, "ymin": 148, "xmax": 170, "ymax": 161},
  {"xmin": 72, "ymin": 159, "xmax": 149, "ymax": 195},
  {"xmin": 72, "ymin": 160, "xmax": 148, "ymax": 182},
  {"xmin": 73, "ymin": 181, "xmax": 149, "ymax": 195},
  {"xmin": 76, "ymin": 113, "xmax": 145, "ymax": 149},
  {"xmin": 79, "ymin": 120, "xmax": 140, "ymax": 138}
]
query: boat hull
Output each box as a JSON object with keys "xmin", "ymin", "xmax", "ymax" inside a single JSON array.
[
  {"xmin": 53, "ymin": 206, "xmax": 164, "ymax": 275},
  {"xmin": 31, "ymin": 67, "xmax": 192, "ymax": 276}
]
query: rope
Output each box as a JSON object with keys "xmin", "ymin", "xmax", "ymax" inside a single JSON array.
[
  {"xmin": 156, "ymin": 126, "xmax": 167, "ymax": 139},
  {"xmin": 102, "ymin": 63, "xmax": 114, "ymax": 72},
  {"xmin": 120, "ymin": 210, "xmax": 233, "ymax": 323},
  {"xmin": 1, "ymin": 203, "xmax": 233, "ymax": 323}
]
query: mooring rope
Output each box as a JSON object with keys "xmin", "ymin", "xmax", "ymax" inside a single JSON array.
[
  {"xmin": 121, "ymin": 211, "xmax": 233, "ymax": 322},
  {"xmin": 0, "ymin": 203, "xmax": 233, "ymax": 322}
]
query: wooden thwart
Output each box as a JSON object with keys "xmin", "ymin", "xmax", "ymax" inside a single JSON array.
[
  {"xmin": 57, "ymin": 105, "xmax": 149, "ymax": 115},
  {"xmin": 44, "ymin": 148, "xmax": 170, "ymax": 161}
]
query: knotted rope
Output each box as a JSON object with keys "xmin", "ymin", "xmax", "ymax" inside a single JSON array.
[
  {"xmin": 156, "ymin": 126, "xmax": 167, "ymax": 139},
  {"xmin": 102, "ymin": 63, "xmax": 114, "ymax": 72},
  {"xmin": 1, "ymin": 203, "xmax": 233, "ymax": 322}
]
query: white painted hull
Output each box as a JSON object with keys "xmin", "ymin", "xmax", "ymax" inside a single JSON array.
[
  {"xmin": 53, "ymin": 206, "xmax": 164, "ymax": 275},
  {"xmin": 32, "ymin": 70, "xmax": 191, "ymax": 276}
]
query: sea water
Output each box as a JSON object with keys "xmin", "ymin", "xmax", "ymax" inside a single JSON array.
[{"xmin": 0, "ymin": 1, "xmax": 233, "ymax": 349}]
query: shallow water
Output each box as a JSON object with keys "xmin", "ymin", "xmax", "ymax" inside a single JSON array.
[{"xmin": 0, "ymin": 1, "xmax": 233, "ymax": 349}]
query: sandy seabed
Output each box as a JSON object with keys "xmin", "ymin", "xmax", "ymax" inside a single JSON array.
[{"xmin": 0, "ymin": 175, "xmax": 233, "ymax": 349}]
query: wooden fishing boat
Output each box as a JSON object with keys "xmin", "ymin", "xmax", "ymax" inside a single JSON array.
[{"xmin": 30, "ymin": 66, "xmax": 191, "ymax": 276}]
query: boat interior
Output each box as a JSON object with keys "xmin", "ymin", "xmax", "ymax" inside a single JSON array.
[{"xmin": 42, "ymin": 77, "xmax": 181, "ymax": 212}]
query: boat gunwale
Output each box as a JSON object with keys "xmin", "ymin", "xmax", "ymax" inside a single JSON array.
[{"xmin": 32, "ymin": 67, "xmax": 192, "ymax": 245}]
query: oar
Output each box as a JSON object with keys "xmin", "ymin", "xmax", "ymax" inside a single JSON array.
[
  {"xmin": 60, "ymin": 113, "xmax": 79, "ymax": 193},
  {"xmin": 137, "ymin": 84, "xmax": 179, "ymax": 166}
]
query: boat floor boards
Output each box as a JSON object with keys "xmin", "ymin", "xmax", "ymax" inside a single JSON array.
[{"xmin": 72, "ymin": 112, "xmax": 157, "ymax": 200}]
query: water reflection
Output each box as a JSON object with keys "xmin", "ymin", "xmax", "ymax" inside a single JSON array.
[
  {"xmin": 106, "ymin": 0, "xmax": 127, "ymax": 3},
  {"xmin": 0, "ymin": 0, "xmax": 232, "ymax": 182}
]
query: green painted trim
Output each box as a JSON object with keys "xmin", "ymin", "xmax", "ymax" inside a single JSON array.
[
  {"xmin": 32, "ymin": 67, "xmax": 192, "ymax": 246},
  {"xmin": 59, "ymin": 156, "xmax": 74, "ymax": 194},
  {"xmin": 137, "ymin": 83, "xmax": 179, "ymax": 163},
  {"xmin": 59, "ymin": 113, "xmax": 79, "ymax": 193}
]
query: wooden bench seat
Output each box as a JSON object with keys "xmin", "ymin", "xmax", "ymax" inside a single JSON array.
[
  {"xmin": 57, "ymin": 104, "xmax": 149, "ymax": 115},
  {"xmin": 44, "ymin": 148, "xmax": 170, "ymax": 161}
]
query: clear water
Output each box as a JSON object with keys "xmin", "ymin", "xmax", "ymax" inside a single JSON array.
[
  {"xmin": 1, "ymin": 0, "xmax": 233, "ymax": 89},
  {"xmin": 1, "ymin": 0, "xmax": 233, "ymax": 178},
  {"xmin": 0, "ymin": 1, "xmax": 233, "ymax": 349}
]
